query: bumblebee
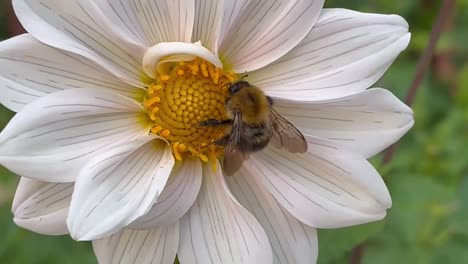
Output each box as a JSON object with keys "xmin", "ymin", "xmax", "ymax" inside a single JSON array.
[{"xmin": 200, "ymin": 81, "xmax": 308, "ymax": 175}]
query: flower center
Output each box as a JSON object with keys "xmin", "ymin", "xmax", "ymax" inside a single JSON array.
[{"xmin": 144, "ymin": 59, "xmax": 237, "ymax": 162}]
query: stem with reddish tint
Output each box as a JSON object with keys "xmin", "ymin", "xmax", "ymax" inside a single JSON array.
[{"xmin": 350, "ymin": 0, "xmax": 456, "ymax": 263}]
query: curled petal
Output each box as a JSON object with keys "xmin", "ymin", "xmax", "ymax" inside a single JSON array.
[
  {"xmin": 12, "ymin": 177, "xmax": 72, "ymax": 235},
  {"xmin": 143, "ymin": 42, "xmax": 222, "ymax": 78}
]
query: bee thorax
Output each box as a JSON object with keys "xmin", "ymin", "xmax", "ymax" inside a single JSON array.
[{"xmin": 228, "ymin": 88, "xmax": 270, "ymax": 124}]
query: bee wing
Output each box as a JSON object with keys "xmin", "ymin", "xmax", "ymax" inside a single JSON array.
[
  {"xmin": 223, "ymin": 111, "xmax": 248, "ymax": 176},
  {"xmin": 269, "ymin": 107, "xmax": 308, "ymax": 153},
  {"xmin": 223, "ymin": 146, "xmax": 247, "ymax": 176}
]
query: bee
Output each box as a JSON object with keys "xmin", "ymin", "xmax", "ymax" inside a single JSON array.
[{"xmin": 200, "ymin": 80, "xmax": 308, "ymax": 175}]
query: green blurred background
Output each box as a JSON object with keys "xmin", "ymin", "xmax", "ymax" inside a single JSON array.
[{"xmin": 0, "ymin": 0, "xmax": 467, "ymax": 263}]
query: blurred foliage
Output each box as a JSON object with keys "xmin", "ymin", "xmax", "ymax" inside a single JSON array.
[
  {"xmin": 0, "ymin": 0, "xmax": 467, "ymax": 264},
  {"xmin": 317, "ymin": 1, "xmax": 468, "ymax": 264}
]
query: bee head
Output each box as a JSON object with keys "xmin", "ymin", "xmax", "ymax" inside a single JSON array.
[{"xmin": 228, "ymin": 81, "xmax": 251, "ymax": 95}]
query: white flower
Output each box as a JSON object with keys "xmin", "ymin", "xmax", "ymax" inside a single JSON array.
[{"xmin": 1, "ymin": 0, "xmax": 413, "ymax": 263}]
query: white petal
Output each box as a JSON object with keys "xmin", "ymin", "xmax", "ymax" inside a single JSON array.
[
  {"xmin": 13, "ymin": 0, "xmax": 148, "ymax": 86},
  {"xmin": 219, "ymin": 0, "xmax": 324, "ymax": 73},
  {"xmin": 166, "ymin": 0, "xmax": 196, "ymax": 43},
  {"xmin": 0, "ymin": 89, "xmax": 148, "ymax": 182},
  {"xmin": 94, "ymin": 0, "xmax": 194, "ymax": 45},
  {"xmin": 178, "ymin": 161, "xmax": 273, "ymax": 264},
  {"xmin": 192, "ymin": 0, "xmax": 223, "ymax": 53},
  {"xmin": 227, "ymin": 170, "xmax": 318, "ymax": 264},
  {"xmin": 248, "ymin": 138, "xmax": 392, "ymax": 228},
  {"xmin": 67, "ymin": 137, "xmax": 174, "ymax": 241},
  {"xmin": 274, "ymin": 88, "xmax": 414, "ymax": 158},
  {"xmin": 143, "ymin": 42, "xmax": 222, "ymax": 78},
  {"xmin": 0, "ymin": 34, "xmax": 143, "ymax": 112},
  {"xmin": 219, "ymin": 0, "xmax": 251, "ymax": 43},
  {"xmin": 131, "ymin": 158, "xmax": 202, "ymax": 229},
  {"xmin": 12, "ymin": 177, "xmax": 72, "ymax": 235},
  {"xmin": 93, "ymin": 223, "xmax": 179, "ymax": 264},
  {"xmin": 249, "ymin": 8, "xmax": 410, "ymax": 100}
]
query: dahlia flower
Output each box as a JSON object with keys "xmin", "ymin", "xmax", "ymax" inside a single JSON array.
[{"xmin": 0, "ymin": 0, "xmax": 413, "ymax": 263}]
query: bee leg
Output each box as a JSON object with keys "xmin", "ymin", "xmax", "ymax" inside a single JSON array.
[
  {"xmin": 214, "ymin": 135, "xmax": 230, "ymax": 146},
  {"xmin": 266, "ymin": 96, "xmax": 274, "ymax": 106},
  {"xmin": 199, "ymin": 119, "xmax": 232, "ymax": 127}
]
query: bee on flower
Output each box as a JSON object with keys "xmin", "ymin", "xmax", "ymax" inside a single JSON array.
[{"xmin": 0, "ymin": 0, "xmax": 413, "ymax": 263}]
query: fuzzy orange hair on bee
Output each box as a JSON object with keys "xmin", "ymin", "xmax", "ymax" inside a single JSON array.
[{"xmin": 200, "ymin": 80, "xmax": 308, "ymax": 175}]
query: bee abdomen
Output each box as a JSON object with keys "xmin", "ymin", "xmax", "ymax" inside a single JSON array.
[{"xmin": 239, "ymin": 122, "xmax": 272, "ymax": 152}]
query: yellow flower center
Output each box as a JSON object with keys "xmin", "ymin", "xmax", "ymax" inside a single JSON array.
[{"xmin": 144, "ymin": 59, "xmax": 237, "ymax": 162}]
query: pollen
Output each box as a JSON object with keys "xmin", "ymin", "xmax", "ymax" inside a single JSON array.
[{"xmin": 144, "ymin": 58, "xmax": 237, "ymax": 162}]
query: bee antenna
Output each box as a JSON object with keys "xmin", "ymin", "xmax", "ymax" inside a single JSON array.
[{"xmin": 240, "ymin": 73, "xmax": 249, "ymax": 79}]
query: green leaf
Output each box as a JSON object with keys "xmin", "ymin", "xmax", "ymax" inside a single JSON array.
[
  {"xmin": 0, "ymin": 205, "xmax": 96, "ymax": 264},
  {"xmin": 362, "ymin": 176, "xmax": 460, "ymax": 263},
  {"xmin": 453, "ymin": 176, "xmax": 468, "ymax": 237},
  {"xmin": 363, "ymin": 244, "xmax": 429, "ymax": 264},
  {"xmin": 317, "ymin": 221, "xmax": 385, "ymax": 264},
  {"xmin": 0, "ymin": 104, "xmax": 14, "ymax": 130}
]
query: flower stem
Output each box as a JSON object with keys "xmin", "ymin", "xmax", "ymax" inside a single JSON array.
[
  {"xmin": 382, "ymin": 0, "xmax": 456, "ymax": 165},
  {"xmin": 7, "ymin": 1, "xmax": 25, "ymax": 36}
]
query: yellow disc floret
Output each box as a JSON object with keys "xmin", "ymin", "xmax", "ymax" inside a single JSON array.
[{"xmin": 144, "ymin": 58, "xmax": 237, "ymax": 162}]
